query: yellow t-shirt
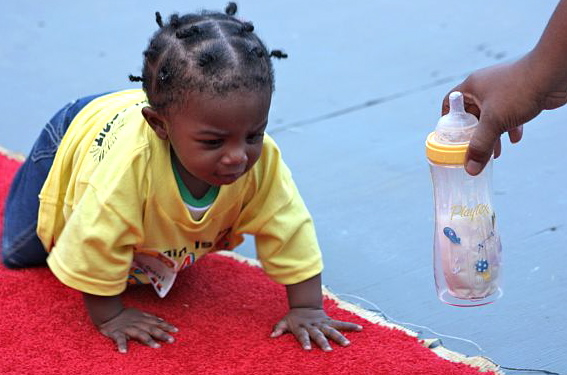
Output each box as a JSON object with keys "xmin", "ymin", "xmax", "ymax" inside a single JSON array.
[{"xmin": 38, "ymin": 90, "xmax": 323, "ymax": 296}]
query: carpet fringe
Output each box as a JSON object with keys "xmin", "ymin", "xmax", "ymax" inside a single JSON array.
[
  {"xmin": 222, "ymin": 250, "xmax": 504, "ymax": 374},
  {"xmin": 0, "ymin": 146, "xmax": 25, "ymax": 161}
]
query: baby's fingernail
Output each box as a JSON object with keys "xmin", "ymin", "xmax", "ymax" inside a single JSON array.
[
  {"xmin": 152, "ymin": 343, "xmax": 161, "ymax": 349},
  {"xmin": 343, "ymin": 340, "xmax": 351, "ymax": 346},
  {"xmin": 167, "ymin": 337, "xmax": 175, "ymax": 343},
  {"xmin": 323, "ymin": 346, "xmax": 333, "ymax": 352},
  {"xmin": 304, "ymin": 345, "xmax": 312, "ymax": 350},
  {"xmin": 172, "ymin": 327, "xmax": 179, "ymax": 333}
]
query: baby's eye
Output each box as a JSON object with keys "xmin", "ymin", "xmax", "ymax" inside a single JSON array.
[
  {"xmin": 247, "ymin": 133, "xmax": 264, "ymax": 144},
  {"xmin": 199, "ymin": 139, "xmax": 223, "ymax": 148}
]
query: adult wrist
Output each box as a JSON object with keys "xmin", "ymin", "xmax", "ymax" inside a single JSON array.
[{"xmin": 525, "ymin": 48, "xmax": 567, "ymax": 95}]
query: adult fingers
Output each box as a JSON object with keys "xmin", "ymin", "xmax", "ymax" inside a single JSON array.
[
  {"xmin": 465, "ymin": 113, "xmax": 500, "ymax": 176},
  {"xmin": 494, "ymin": 138, "xmax": 502, "ymax": 159},
  {"xmin": 508, "ymin": 125, "xmax": 523, "ymax": 144}
]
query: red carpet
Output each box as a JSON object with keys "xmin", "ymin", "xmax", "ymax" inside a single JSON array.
[{"xmin": 0, "ymin": 150, "xmax": 499, "ymax": 375}]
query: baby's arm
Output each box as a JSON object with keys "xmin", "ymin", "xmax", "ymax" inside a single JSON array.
[
  {"xmin": 83, "ymin": 293, "xmax": 178, "ymax": 353},
  {"xmin": 271, "ymin": 273, "xmax": 363, "ymax": 351}
]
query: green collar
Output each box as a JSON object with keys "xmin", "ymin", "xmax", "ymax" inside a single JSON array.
[{"xmin": 172, "ymin": 159, "xmax": 219, "ymax": 208}]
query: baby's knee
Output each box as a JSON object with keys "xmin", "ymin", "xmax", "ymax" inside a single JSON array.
[
  {"xmin": 1, "ymin": 235, "xmax": 47, "ymax": 269},
  {"xmin": 1, "ymin": 249, "xmax": 25, "ymax": 269}
]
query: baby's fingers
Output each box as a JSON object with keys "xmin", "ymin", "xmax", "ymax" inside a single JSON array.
[
  {"xmin": 270, "ymin": 320, "xmax": 288, "ymax": 338},
  {"xmin": 328, "ymin": 320, "xmax": 363, "ymax": 332},
  {"xmin": 149, "ymin": 326, "xmax": 175, "ymax": 344},
  {"xmin": 156, "ymin": 320, "xmax": 179, "ymax": 334},
  {"xmin": 107, "ymin": 331, "xmax": 129, "ymax": 354},
  {"xmin": 294, "ymin": 327, "xmax": 312, "ymax": 351},
  {"xmin": 124, "ymin": 327, "xmax": 161, "ymax": 349},
  {"xmin": 141, "ymin": 313, "xmax": 178, "ymax": 334},
  {"xmin": 307, "ymin": 326, "xmax": 332, "ymax": 352},
  {"xmin": 320, "ymin": 325, "xmax": 350, "ymax": 347}
]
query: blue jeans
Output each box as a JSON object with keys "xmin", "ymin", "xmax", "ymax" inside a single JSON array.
[{"xmin": 2, "ymin": 93, "xmax": 106, "ymax": 268}]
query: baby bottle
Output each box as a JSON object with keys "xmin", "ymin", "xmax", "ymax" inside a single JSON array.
[{"xmin": 425, "ymin": 91, "xmax": 502, "ymax": 306}]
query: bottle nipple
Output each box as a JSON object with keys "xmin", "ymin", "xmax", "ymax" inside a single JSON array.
[{"xmin": 435, "ymin": 91, "xmax": 478, "ymax": 144}]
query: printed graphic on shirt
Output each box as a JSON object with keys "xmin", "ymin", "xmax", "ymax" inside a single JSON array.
[
  {"xmin": 162, "ymin": 247, "xmax": 196, "ymax": 271},
  {"xmin": 127, "ymin": 227, "xmax": 235, "ymax": 297},
  {"xmin": 89, "ymin": 101, "xmax": 146, "ymax": 163},
  {"xmin": 214, "ymin": 227, "xmax": 233, "ymax": 250}
]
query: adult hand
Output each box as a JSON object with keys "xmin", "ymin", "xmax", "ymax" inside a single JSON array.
[
  {"xmin": 442, "ymin": 56, "xmax": 567, "ymax": 175},
  {"xmin": 97, "ymin": 308, "xmax": 178, "ymax": 353},
  {"xmin": 270, "ymin": 307, "xmax": 362, "ymax": 351}
]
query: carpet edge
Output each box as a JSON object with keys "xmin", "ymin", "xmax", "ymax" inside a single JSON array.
[
  {"xmin": 323, "ymin": 287, "xmax": 504, "ymax": 374},
  {"xmin": 222, "ymin": 250, "xmax": 504, "ymax": 374},
  {"xmin": 0, "ymin": 146, "xmax": 25, "ymax": 161}
]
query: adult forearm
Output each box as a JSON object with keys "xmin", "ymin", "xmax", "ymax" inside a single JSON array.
[
  {"xmin": 528, "ymin": 0, "xmax": 567, "ymax": 91},
  {"xmin": 285, "ymin": 273, "xmax": 323, "ymax": 309},
  {"xmin": 83, "ymin": 293, "xmax": 125, "ymax": 326}
]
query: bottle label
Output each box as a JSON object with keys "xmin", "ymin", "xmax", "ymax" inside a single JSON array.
[{"xmin": 450, "ymin": 203, "xmax": 491, "ymax": 220}]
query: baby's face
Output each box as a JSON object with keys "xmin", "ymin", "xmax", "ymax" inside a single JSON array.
[{"xmin": 165, "ymin": 90, "xmax": 271, "ymax": 189}]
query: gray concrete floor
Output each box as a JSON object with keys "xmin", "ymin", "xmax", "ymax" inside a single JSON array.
[{"xmin": 1, "ymin": 1, "xmax": 565, "ymax": 373}]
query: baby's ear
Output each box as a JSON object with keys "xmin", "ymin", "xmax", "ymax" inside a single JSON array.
[{"xmin": 142, "ymin": 106, "xmax": 169, "ymax": 140}]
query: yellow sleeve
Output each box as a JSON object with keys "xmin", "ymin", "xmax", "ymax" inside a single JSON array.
[
  {"xmin": 46, "ymin": 157, "xmax": 147, "ymax": 296},
  {"xmin": 235, "ymin": 136, "xmax": 323, "ymax": 285}
]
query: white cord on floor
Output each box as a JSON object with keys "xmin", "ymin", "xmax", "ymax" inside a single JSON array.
[
  {"xmin": 336, "ymin": 292, "xmax": 485, "ymax": 353},
  {"xmin": 333, "ymin": 291, "xmax": 561, "ymax": 375}
]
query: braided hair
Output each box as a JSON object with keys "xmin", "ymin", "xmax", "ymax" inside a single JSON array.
[{"xmin": 129, "ymin": 2, "xmax": 287, "ymax": 112}]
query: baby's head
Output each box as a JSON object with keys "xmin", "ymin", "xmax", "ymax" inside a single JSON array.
[
  {"xmin": 133, "ymin": 2, "xmax": 286, "ymax": 111},
  {"xmin": 134, "ymin": 3, "xmax": 286, "ymax": 191}
]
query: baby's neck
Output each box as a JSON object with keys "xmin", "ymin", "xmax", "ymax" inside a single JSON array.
[
  {"xmin": 172, "ymin": 154, "xmax": 211, "ymax": 199},
  {"xmin": 187, "ymin": 180, "xmax": 213, "ymax": 200}
]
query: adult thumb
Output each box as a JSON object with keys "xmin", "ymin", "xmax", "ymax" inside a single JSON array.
[{"xmin": 465, "ymin": 115, "xmax": 499, "ymax": 176}]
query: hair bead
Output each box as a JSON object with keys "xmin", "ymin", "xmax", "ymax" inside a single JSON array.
[
  {"xmin": 170, "ymin": 14, "xmax": 180, "ymax": 28},
  {"xmin": 242, "ymin": 22, "xmax": 254, "ymax": 32},
  {"xmin": 158, "ymin": 67, "xmax": 170, "ymax": 82},
  {"xmin": 250, "ymin": 47, "xmax": 264, "ymax": 58},
  {"xmin": 128, "ymin": 74, "xmax": 145, "ymax": 82},
  {"xmin": 225, "ymin": 2, "xmax": 237, "ymax": 16},
  {"xmin": 269, "ymin": 50, "xmax": 288, "ymax": 59}
]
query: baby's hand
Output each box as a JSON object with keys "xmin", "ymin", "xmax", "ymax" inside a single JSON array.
[
  {"xmin": 270, "ymin": 307, "xmax": 362, "ymax": 351},
  {"xmin": 97, "ymin": 308, "xmax": 178, "ymax": 353}
]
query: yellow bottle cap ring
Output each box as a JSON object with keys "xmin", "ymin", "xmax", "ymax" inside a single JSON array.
[{"xmin": 425, "ymin": 132, "xmax": 468, "ymax": 165}]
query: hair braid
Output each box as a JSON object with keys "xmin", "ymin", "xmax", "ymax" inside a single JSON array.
[
  {"xmin": 131, "ymin": 2, "xmax": 287, "ymax": 112},
  {"xmin": 155, "ymin": 12, "xmax": 163, "ymax": 28},
  {"xmin": 225, "ymin": 2, "xmax": 238, "ymax": 16}
]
